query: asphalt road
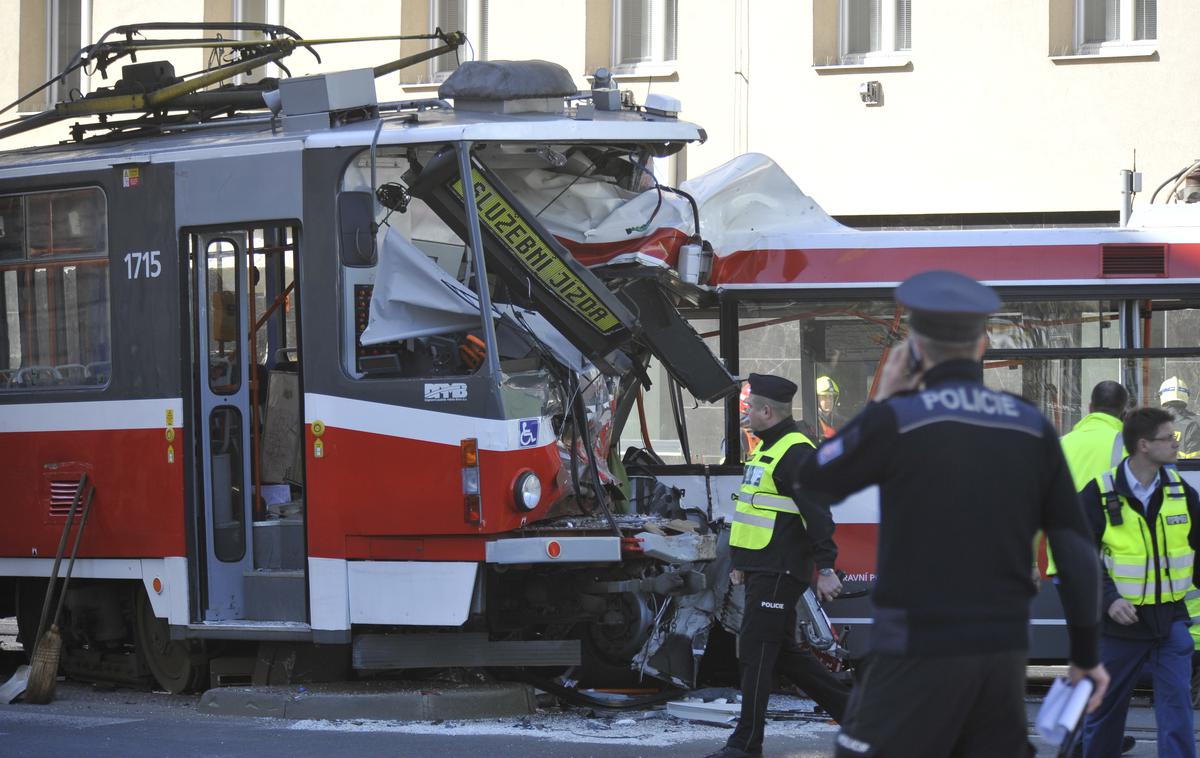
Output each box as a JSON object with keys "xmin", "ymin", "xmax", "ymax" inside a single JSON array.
[
  {"xmin": 0, "ymin": 681, "xmax": 842, "ymax": 758},
  {"xmin": 3, "ymin": 676, "xmax": 1191, "ymax": 757},
  {"xmin": 0, "ymin": 619, "xmax": 1193, "ymax": 757}
]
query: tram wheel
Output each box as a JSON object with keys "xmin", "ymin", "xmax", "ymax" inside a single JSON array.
[{"xmin": 133, "ymin": 588, "xmax": 207, "ymax": 693}]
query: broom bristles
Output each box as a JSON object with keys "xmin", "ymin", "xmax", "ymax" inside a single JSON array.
[{"xmin": 24, "ymin": 625, "xmax": 62, "ymax": 705}]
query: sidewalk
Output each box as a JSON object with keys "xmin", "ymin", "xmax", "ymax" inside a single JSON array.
[{"xmin": 199, "ymin": 679, "xmax": 537, "ymax": 721}]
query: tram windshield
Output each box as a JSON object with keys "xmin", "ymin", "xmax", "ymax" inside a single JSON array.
[{"xmin": 340, "ymin": 144, "xmax": 597, "ymax": 422}]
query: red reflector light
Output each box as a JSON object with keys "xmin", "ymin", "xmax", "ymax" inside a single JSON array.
[
  {"xmin": 546, "ymin": 540, "xmax": 562, "ymax": 558},
  {"xmin": 621, "ymin": 537, "xmax": 644, "ymax": 554},
  {"xmin": 461, "ymin": 438, "xmax": 479, "ymax": 467},
  {"xmin": 464, "ymin": 494, "xmax": 481, "ymax": 524}
]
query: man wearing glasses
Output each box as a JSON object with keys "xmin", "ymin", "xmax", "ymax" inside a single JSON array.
[{"xmin": 1080, "ymin": 407, "xmax": 1200, "ymax": 758}]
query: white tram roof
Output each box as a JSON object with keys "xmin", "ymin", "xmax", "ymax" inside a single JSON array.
[{"xmin": 0, "ymin": 103, "xmax": 704, "ymax": 181}]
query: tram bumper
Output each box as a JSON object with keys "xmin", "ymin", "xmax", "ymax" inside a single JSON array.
[{"xmin": 485, "ymin": 536, "xmax": 621, "ymax": 564}]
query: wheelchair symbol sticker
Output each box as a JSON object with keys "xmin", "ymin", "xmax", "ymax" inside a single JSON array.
[{"xmin": 518, "ymin": 419, "xmax": 539, "ymax": 447}]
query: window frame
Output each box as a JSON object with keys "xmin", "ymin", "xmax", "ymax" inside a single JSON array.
[
  {"xmin": 611, "ymin": 0, "xmax": 679, "ymax": 77},
  {"xmin": 1074, "ymin": 0, "xmax": 1156, "ymax": 54},
  {"xmin": 45, "ymin": 0, "xmax": 89, "ymax": 108},
  {"xmin": 338, "ymin": 143, "xmax": 484, "ymax": 382},
  {"xmin": 0, "ymin": 186, "xmax": 111, "ymax": 393},
  {"xmin": 428, "ymin": 0, "xmax": 488, "ymax": 83},
  {"xmin": 233, "ymin": 0, "xmax": 284, "ymax": 83},
  {"xmin": 838, "ymin": 0, "xmax": 911, "ymax": 66}
]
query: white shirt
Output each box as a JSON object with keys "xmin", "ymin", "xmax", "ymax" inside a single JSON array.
[{"xmin": 1121, "ymin": 459, "xmax": 1160, "ymax": 509}]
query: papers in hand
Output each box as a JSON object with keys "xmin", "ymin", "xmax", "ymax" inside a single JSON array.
[{"xmin": 1036, "ymin": 677, "xmax": 1094, "ymax": 746}]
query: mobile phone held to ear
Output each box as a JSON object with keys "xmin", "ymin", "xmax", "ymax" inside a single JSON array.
[{"xmin": 905, "ymin": 341, "xmax": 922, "ymax": 376}]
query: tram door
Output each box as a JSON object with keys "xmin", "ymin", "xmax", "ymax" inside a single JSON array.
[{"xmin": 192, "ymin": 232, "xmax": 255, "ymax": 620}]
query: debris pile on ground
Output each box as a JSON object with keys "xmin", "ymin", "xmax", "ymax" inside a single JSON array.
[{"xmin": 285, "ymin": 692, "xmax": 838, "ymax": 747}]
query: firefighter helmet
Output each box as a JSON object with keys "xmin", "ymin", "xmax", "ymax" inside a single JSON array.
[
  {"xmin": 816, "ymin": 375, "xmax": 840, "ymax": 397},
  {"xmin": 1160, "ymin": 376, "xmax": 1191, "ymax": 406}
]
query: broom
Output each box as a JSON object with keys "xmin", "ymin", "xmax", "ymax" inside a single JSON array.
[
  {"xmin": 22, "ymin": 476, "xmax": 85, "ymax": 700},
  {"xmin": 25, "ymin": 482, "xmax": 94, "ymax": 705}
]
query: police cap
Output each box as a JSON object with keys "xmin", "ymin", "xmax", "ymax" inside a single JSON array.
[
  {"xmin": 895, "ymin": 270, "xmax": 1001, "ymax": 342},
  {"xmin": 747, "ymin": 373, "xmax": 797, "ymax": 404}
]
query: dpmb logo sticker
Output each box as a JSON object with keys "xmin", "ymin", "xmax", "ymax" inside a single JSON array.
[
  {"xmin": 424, "ymin": 382, "xmax": 467, "ymax": 402},
  {"xmin": 518, "ymin": 419, "xmax": 539, "ymax": 447}
]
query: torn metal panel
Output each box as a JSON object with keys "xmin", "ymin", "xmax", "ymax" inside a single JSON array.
[
  {"xmin": 488, "ymin": 152, "xmax": 840, "ymax": 274},
  {"xmin": 617, "ymin": 277, "xmax": 737, "ymax": 403},
  {"xmin": 407, "ymin": 148, "xmax": 637, "ymax": 367},
  {"xmin": 665, "ymin": 698, "xmax": 740, "ymax": 725},
  {"xmin": 633, "ymin": 531, "xmax": 717, "ymax": 564},
  {"xmin": 359, "ymin": 228, "xmax": 481, "ymax": 344},
  {"xmin": 632, "ymin": 528, "xmax": 734, "ymax": 689},
  {"xmin": 406, "ymin": 143, "xmax": 737, "ymax": 403},
  {"xmin": 631, "ymin": 525, "xmax": 853, "ymax": 688}
]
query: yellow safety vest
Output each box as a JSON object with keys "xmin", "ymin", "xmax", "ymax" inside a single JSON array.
[
  {"xmin": 1046, "ymin": 414, "xmax": 1127, "ymax": 576},
  {"xmin": 1186, "ymin": 588, "xmax": 1200, "ymax": 651},
  {"xmin": 729, "ymin": 431, "xmax": 814, "ymax": 551},
  {"xmin": 1097, "ymin": 466, "xmax": 1195, "ymax": 605}
]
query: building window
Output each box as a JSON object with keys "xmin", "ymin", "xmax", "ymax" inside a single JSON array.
[
  {"xmin": 431, "ymin": 0, "xmax": 488, "ymax": 81},
  {"xmin": 613, "ymin": 0, "xmax": 678, "ymax": 72},
  {"xmin": 1077, "ymin": 0, "xmax": 1156, "ymax": 50},
  {"xmin": 234, "ymin": 0, "xmax": 283, "ymax": 81},
  {"xmin": 840, "ymin": 0, "xmax": 911, "ymax": 63},
  {"xmin": 47, "ymin": 0, "xmax": 83, "ymax": 106},
  {"xmin": 895, "ymin": 0, "xmax": 912, "ymax": 50},
  {"xmin": 0, "ymin": 188, "xmax": 110, "ymax": 391}
]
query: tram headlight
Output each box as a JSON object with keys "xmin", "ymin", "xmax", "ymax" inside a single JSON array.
[{"xmin": 514, "ymin": 471, "xmax": 542, "ymax": 511}]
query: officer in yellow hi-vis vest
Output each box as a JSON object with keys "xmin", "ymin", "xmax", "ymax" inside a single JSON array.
[
  {"xmin": 705, "ymin": 373, "xmax": 849, "ymax": 758},
  {"xmin": 1079, "ymin": 407, "xmax": 1200, "ymax": 758},
  {"xmin": 1044, "ymin": 381, "xmax": 1129, "ymax": 577}
]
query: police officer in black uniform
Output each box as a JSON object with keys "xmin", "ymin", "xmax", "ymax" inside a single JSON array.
[
  {"xmin": 706, "ymin": 373, "xmax": 851, "ymax": 758},
  {"xmin": 794, "ymin": 271, "xmax": 1109, "ymax": 757}
]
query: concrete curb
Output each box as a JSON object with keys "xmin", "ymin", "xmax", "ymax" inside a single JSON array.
[{"xmin": 198, "ymin": 681, "xmax": 536, "ymax": 721}]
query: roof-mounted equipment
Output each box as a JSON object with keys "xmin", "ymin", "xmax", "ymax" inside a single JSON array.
[
  {"xmin": 0, "ymin": 22, "xmax": 466, "ymax": 142},
  {"xmin": 277, "ymin": 69, "xmax": 378, "ymax": 132},
  {"xmin": 437, "ymin": 60, "xmax": 578, "ymax": 114}
]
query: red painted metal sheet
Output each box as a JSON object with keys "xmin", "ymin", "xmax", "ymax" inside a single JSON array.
[
  {"xmin": 710, "ymin": 243, "xmax": 1200, "ymax": 285},
  {"xmin": 305, "ymin": 425, "xmax": 564, "ymax": 559},
  {"xmin": 0, "ymin": 428, "xmax": 186, "ymax": 558},
  {"xmin": 826, "ymin": 523, "xmax": 878, "ymax": 578},
  {"xmin": 557, "ymin": 227, "xmax": 688, "ymax": 268}
]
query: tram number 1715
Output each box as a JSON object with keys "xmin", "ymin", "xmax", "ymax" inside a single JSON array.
[{"xmin": 123, "ymin": 250, "xmax": 162, "ymax": 279}]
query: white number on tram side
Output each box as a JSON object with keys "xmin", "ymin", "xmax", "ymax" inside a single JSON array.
[{"xmin": 124, "ymin": 250, "xmax": 162, "ymax": 279}]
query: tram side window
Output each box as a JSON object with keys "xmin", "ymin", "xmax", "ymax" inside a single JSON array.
[
  {"xmin": 1138, "ymin": 300, "xmax": 1200, "ymax": 408},
  {"xmin": 619, "ymin": 318, "xmax": 724, "ymax": 465},
  {"xmin": 731, "ymin": 299, "xmax": 907, "ymax": 456},
  {"xmin": 341, "ymin": 147, "xmax": 479, "ymax": 379},
  {"xmin": 0, "ymin": 196, "xmax": 25, "ymax": 260},
  {"xmin": 0, "ymin": 188, "xmax": 110, "ymax": 391},
  {"xmin": 982, "ymin": 300, "xmax": 1120, "ymax": 435},
  {"xmin": 982, "ymin": 356, "xmax": 1122, "ymax": 436},
  {"xmin": 987, "ymin": 300, "xmax": 1118, "ymax": 351}
]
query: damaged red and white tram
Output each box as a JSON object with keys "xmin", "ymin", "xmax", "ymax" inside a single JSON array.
[
  {"xmin": 0, "ymin": 26, "xmax": 744, "ymax": 693},
  {"xmin": 646, "ymin": 159, "xmax": 1200, "ymax": 665},
  {"xmin": 2, "ymin": 23, "xmax": 1198, "ymax": 696}
]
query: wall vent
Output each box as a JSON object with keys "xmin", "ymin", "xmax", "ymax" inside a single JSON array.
[
  {"xmin": 48, "ymin": 479, "xmax": 83, "ymax": 516},
  {"xmin": 1101, "ymin": 244, "xmax": 1166, "ymax": 277},
  {"xmin": 42, "ymin": 462, "xmax": 91, "ymax": 521}
]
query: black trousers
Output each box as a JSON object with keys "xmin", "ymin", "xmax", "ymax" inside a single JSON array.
[
  {"xmin": 833, "ymin": 650, "xmax": 1033, "ymax": 758},
  {"xmin": 726, "ymin": 572, "xmax": 851, "ymax": 755}
]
